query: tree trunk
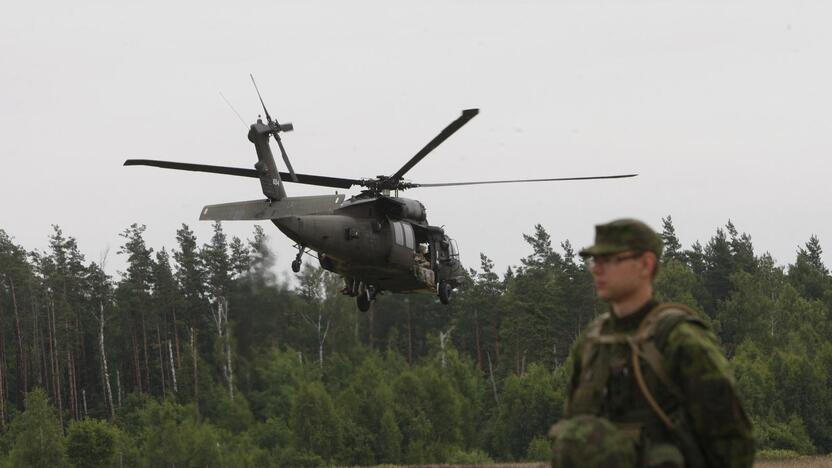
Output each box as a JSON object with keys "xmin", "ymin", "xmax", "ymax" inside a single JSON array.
[
  {"xmin": 76, "ymin": 309, "xmax": 86, "ymax": 409},
  {"xmin": 223, "ymin": 300, "xmax": 234, "ymax": 400},
  {"xmin": 65, "ymin": 316, "xmax": 79, "ymax": 421},
  {"xmin": 487, "ymin": 351, "xmax": 499, "ymax": 404},
  {"xmin": 474, "ymin": 309, "xmax": 482, "ymax": 371},
  {"xmin": 140, "ymin": 308, "xmax": 150, "ymax": 394},
  {"xmin": 0, "ymin": 296, "xmax": 6, "ymax": 428},
  {"xmin": 156, "ymin": 325, "xmax": 166, "ymax": 396},
  {"xmin": 67, "ymin": 349, "xmax": 78, "ymax": 420},
  {"xmin": 82, "ymin": 388, "xmax": 88, "ymax": 419},
  {"xmin": 9, "ymin": 278, "xmax": 27, "ymax": 400},
  {"xmin": 130, "ymin": 332, "xmax": 142, "ymax": 394},
  {"xmin": 47, "ymin": 299, "xmax": 63, "ymax": 427},
  {"xmin": 172, "ymin": 305, "xmax": 181, "ymax": 369},
  {"xmin": 34, "ymin": 301, "xmax": 46, "ymax": 394},
  {"xmin": 168, "ymin": 339, "xmax": 177, "ymax": 394},
  {"xmin": 493, "ymin": 319, "xmax": 500, "ymax": 362},
  {"xmin": 98, "ymin": 303, "xmax": 115, "ymax": 421},
  {"xmin": 116, "ymin": 369, "xmax": 122, "ymax": 409},
  {"xmin": 190, "ymin": 327, "xmax": 198, "ymax": 404}
]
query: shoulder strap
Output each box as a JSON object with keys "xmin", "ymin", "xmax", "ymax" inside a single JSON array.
[
  {"xmin": 628, "ymin": 303, "xmax": 703, "ymax": 431},
  {"xmin": 580, "ymin": 313, "xmax": 609, "ymax": 370},
  {"xmin": 584, "ymin": 312, "xmax": 609, "ymax": 340},
  {"xmin": 633, "ymin": 302, "xmax": 700, "ymax": 342}
]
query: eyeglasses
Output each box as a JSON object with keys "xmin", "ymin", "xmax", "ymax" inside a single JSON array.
[{"xmin": 583, "ymin": 252, "xmax": 644, "ymax": 269}]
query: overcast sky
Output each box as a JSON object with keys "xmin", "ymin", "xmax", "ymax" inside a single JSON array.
[{"xmin": 2, "ymin": 0, "xmax": 831, "ymax": 280}]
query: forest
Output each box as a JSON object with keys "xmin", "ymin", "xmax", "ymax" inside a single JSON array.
[{"xmin": 0, "ymin": 216, "xmax": 830, "ymax": 467}]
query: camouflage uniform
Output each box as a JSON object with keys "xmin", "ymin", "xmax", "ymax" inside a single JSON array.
[{"xmin": 551, "ymin": 219, "xmax": 754, "ymax": 468}]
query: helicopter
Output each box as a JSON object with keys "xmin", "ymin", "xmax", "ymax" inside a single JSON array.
[{"xmin": 125, "ymin": 78, "xmax": 636, "ymax": 311}]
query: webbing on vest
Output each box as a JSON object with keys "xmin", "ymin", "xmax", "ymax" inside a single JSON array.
[{"xmin": 583, "ymin": 303, "xmax": 698, "ymax": 432}]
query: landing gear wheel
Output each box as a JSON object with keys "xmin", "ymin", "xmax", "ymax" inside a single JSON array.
[
  {"xmin": 356, "ymin": 290, "xmax": 371, "ymax": 312},
  {"xmin": 291, "ymin": 259, "xmax": 301, "ymax": 273},
  {"xmin": 438, "ymin": 281, "xmax": 452, "ymax": 305}
]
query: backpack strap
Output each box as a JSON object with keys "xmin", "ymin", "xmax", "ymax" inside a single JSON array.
[
  {"xmin": 628, "ymin": 303, "xmax": 704, "ymax": 431},
  {"xmin": 581, "ymin": 313, "xmax": 606, "ymax": 369}
]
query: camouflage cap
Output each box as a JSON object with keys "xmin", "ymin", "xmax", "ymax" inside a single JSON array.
[
  {"xmin": 548, "ymin": 415, "xmax": 638, "ymax": 468},
  {"xmin": 578, "ymin": 218, "xmax": 663, "ymax": 258}
]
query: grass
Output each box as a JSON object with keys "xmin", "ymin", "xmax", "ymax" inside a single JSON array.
[
  {"xmin": 754, "ymin": 456, "xmax": 832, "ymax": 467},
  {"xmin": 355, "ymin": 456, "xmax": 832, "ymax": 468}
]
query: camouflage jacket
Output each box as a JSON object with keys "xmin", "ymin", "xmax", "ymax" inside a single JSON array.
[{"xmin": 564, "ymin": 299, "xmax": 754, "ymax": 467}]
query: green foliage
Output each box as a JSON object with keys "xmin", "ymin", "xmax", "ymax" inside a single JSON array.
[
  {"xmin": 525, "ymin": 435, "xmax": 552, "ymax": 462},
  {"xmin": 9, "ymin": 389, "xmax": 67, "ymax": 468},
  {"xmin": 486, "ymin": 362, "xmax": 565, "ymax": 460},
  {"xmin": 2, "ymin": 217, "xmax": 832, "ymax": 462},
  {"xmin": 289, "ymin": 381, "xmax": 341, "ymax": 464},
  {"xmin": 136, "ymin": 399, "xmax": 223, "ymax": 468},
  {"xmin": 655, "ymin": 258, "xmax": 703, "ymax": 312},
  {"xmin": 446, "ymin": 447, "xmax": 494, "ymax": 464},
  {"xmin": 754, "ymin": 415, "xmax": 816, "ymax": 454},
  {"xmin": 65, "ymin": 419, "xmax": 121, "ymax": 468}
]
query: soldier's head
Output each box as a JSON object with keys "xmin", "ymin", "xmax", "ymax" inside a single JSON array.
[
  {"xmin": 549, "ymin": 415, "xmax": 638, "ymax": 468},
  {"xmin": 579, "ymin": 218, "xmax": 662, "ymax": 304}
]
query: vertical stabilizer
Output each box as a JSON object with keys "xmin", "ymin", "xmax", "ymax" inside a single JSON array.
[{"xmin": 248, "ymin": 119, "xmax": 286, "ymax": 201}]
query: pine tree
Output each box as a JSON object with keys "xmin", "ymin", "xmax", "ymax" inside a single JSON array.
[
  {"xmin": 151, "ymin": 249, "xmax": 180, "ymax": 397},
  {"xmin": 173, "ymin": 224, "xmax": 206, "ymax": 330},
  {"xmin": 116, "ymin": 224, "xmax": 156, "ymax": 395},
  {"xmin": 520, "ymin": 224, "xmax": 560, "ymax": 270},
  {"xmin": 789, "ymin": 235, "xmax": 830, "ymax": 301},
  {"xmin": 228, "ymin": 236, "xmax": 251, "ymax": 278},
  {"xmin": 660, "ymin": 216, "xmax": 684, "ymax": 262},
  {"xmin": 249, "ymin": 225, "xmax": 276, "ymax": 285},
  {"xmin": 202, "ymin": 221, "xmax": 231, "ymax": 300}
]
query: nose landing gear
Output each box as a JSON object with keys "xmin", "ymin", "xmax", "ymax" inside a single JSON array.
[
  {"xmin": 356, "ymin": 283, "xmax": 378, "ymax": 312},
  {"xmin": 438, "ymin": 280, "xmax": 452, "ymax": 305}
]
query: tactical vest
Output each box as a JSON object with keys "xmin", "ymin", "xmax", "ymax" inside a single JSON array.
[{"xmin": 568, "ymin": 303, "xmax": 708, "ymax": 468}]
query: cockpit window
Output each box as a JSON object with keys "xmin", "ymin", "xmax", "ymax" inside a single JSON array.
[{"xmin": 450, "ymin": 239, "xmax": 459, "ymax": 258}]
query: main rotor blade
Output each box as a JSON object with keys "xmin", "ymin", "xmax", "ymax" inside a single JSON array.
[
  {"xmin": 280, "ymin": 172, "xmax": 359, "ymax": 189},
  {"xmin": 274, "ymin": 134, "xmax": 299, "ymax": 182},
  {"xmin": 250, "ymin": 74, "xmax": 274, "ymax": 124},
  {"xmin": 413, "ymin": 173, "xmax": 638, "ymax": 188},
  {"xmin": 124, "ymin": 159, "xmax": 359, "ymax": 189},
  {"xmin": 124, "ymin": 159, "xmax": 259, "ymax": 177},
  {"xmin": 387, "ymin": 108, "xmax": 479, "ymax": 183}
]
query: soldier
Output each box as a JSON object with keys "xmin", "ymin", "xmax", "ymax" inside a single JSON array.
[{"xmin": 550, "ymin": 219, "xmax": 754, "ymax": 468}]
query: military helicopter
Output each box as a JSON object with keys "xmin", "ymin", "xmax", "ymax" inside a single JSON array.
[{"xmin": 125, "ymin": 78, "xmax": 636, "ymax": 311}]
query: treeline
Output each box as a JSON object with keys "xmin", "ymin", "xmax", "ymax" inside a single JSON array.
[{"xmin": 0, "ymin": 217, "xmax": 829, "ymax": 466}]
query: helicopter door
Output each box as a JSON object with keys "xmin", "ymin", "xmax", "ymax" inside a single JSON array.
[
  {"xmin": 437, "ymin": 236, "xmax": 459, "ymax": 265},
  {"xmin": 450, "ymin": 238, "xmax": 459, "ymax": 260},
  {"xmin": 388, "ymin": 221, "xmax": 416, "ymax": 268}
]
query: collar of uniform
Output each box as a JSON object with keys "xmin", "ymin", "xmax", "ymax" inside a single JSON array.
[{"xmin": 607, "ymin": 298, "xmax": 657, "ymax": 333}]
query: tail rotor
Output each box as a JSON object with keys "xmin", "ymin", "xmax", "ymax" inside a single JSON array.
[{"xmin": 250, "ymin": 74, "xmax": 298, "ymax": 182}]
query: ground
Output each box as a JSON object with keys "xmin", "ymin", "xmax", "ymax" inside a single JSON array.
[{"xmin": 345, "ymin": 457, "xmax": 832, "ymax": 468}]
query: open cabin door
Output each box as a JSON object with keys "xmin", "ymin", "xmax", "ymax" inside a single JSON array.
[{"xmin": 388, "ymin": 220, "xmax": 416, "ymax": 268}]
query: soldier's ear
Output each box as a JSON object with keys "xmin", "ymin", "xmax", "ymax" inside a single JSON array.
[{"xmin": 642, "ymin": 252, "xmax": 658, "ymax": 279}]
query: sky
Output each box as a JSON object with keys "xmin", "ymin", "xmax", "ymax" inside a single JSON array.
[{"xmin": 1, "ymin": 0, "xmax": 831, "ymax": 281}]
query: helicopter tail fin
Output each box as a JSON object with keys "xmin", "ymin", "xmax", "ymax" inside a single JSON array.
[{"xmin": 249, "ymin": 120, "xmax": 288, "ymax": 201}]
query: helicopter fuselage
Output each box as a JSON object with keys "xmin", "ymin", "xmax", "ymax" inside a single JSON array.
[{"xmin": 273, "ymin": 195, "xmax": 465, "ymax": 295}]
